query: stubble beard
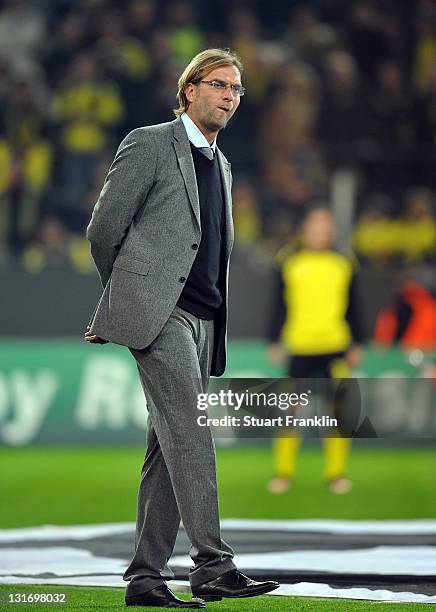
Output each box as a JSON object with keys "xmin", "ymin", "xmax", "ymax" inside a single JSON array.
[{"xmin": 203, "ymin": 107, "xmax": 231, "ymax": 133}]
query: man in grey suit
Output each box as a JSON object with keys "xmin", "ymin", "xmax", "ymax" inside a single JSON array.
[{"xmin": 85, "ymin": 48, "xmax": 279, "ymax": 608}]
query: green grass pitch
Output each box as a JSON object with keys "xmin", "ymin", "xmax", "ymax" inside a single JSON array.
[
  {"xmin": 0, "ymin": 585, "xmax": 433, "ymax": 611},
  {"xmin": 0, "ymin": 445, "xmax": 434, "ymax": 526},
  {"xmin": 0, "ymin": 445, "xmax": 435, "ymax": 610}
]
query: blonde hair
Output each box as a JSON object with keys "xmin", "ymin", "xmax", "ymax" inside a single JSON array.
[{"xmin": 174, "ymin": 48, "xmax": 243, "ymax": 117}]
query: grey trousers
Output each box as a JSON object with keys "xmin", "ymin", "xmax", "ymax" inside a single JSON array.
[{"xmin": 123, "ymin": 305, "xmax": 235, "ymax": 596}]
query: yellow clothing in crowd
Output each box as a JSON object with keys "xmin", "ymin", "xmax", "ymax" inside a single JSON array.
[
  {"xmin": 53, "ymin": 80, "xmax": 124, "ymax": 153},
  {"xmin": 0, "ymin": 139, "xmax": 52, "ymax": 193},
  {"xmin": 353, "ymin": 217, "xmax": 436, "ymax": 263}
]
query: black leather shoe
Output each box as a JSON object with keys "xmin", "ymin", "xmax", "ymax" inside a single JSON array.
[
  {"xmin": 192, "ymin": 569, "xmax": 280, "ymax": 601},
  {"xmin": 125, "ymin": 584, "xmax": 205, "ymax": 608}
]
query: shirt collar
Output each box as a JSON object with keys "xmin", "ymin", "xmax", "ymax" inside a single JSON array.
[{"xmin": 181, "ymin": 112, "xmax": 217, "ymax": 152}]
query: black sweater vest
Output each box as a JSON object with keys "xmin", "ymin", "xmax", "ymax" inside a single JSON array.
[{"xmin": 177, "ymin": 143, "xmax": 225, "ymax": 320}]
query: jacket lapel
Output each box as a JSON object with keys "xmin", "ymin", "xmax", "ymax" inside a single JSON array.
[
  {"xmin": 172, "ymin": 118, "xmax": 201, "ymax": 230},
  {"xmin": 217, "ymin": 149, "xmax": 234, "ymax": 259}
]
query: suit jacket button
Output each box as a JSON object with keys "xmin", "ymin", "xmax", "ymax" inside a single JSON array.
[
  {"xmin": 179, "ymin": 276, "xmax": 186, "ymax": 283},
  {"xmin": 191, "ymin": 243, "xmax": 198, "ymax": 250}
]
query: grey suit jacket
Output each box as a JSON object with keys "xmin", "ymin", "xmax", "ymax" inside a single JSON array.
[{"xmin": 86, "ymin": 116, "xmax": 234, "ymax": 376}]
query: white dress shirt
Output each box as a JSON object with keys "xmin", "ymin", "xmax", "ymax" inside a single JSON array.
[{"xmin": 181, "ymin": 112, "xmax": 216, "ymax": 155}]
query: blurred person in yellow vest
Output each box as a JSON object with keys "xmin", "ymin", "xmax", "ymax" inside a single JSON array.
[
  {"xmin": 353, "ymin": 188, "xmax": 436, "ymax": 265},
  {"xmin": 397, "ymin": 188, "xmax": 436, "ymax": 265},
  {"xmin": 94, "ymin": 11, "xmax": 152, "ymax": 134},
  {"xmin": 267, "ymin": 206, "xmax": 363, "ymax": 495},
  {"xmin": 21, "ymin": 215, "xmax": 95, "ymax": 274},
  {"xmin": 352, "ymin": 194, "xmax": 398, "ymax": 264},
  {"xmin": 52, "ymin": 52, "xmax": 124, "ymax": 227},
  {"xmin": 21, "ymin": 216, "xmax": 70, "ymax": 272},
  {"xmin": 0, "ymin": 78, "xmax": 52, "ymax": 253}
]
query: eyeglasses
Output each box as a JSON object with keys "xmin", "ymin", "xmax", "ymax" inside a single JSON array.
[{"xmin": 193, "ymin": 79, "xmax": 245, "ymax": 97}]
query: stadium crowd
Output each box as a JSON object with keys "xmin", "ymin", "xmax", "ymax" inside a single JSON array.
[{"xmin": 0, "ymin": 0, "xmax": 435, "ymax": 273}]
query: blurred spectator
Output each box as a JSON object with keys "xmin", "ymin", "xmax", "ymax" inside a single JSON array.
[
  {"xmin": 163, "ymin": 0, "xmax": 204, "ymax": 63},
  {"xmin": 152, "ymin": 55, "xmax": 187, "ymax": 123},
  {"xmin": 353, "ymin": 194, "xmax": 399, "ymax": 264},
  {"xmin": 346, "ymin": 1, "xmax": 389, "ymax": 82},
  {"xmin": 1, "ymin": 76, "xmax": 50, "ymax": 149},
  {"xmin": 95, "ymin": 12, "xmax": 151, "ymax": 83},
  {"xmin": 413, "ymin": 62, "xmax": 436, "ymax": 186},
  {"xmin": 370, "ymin": 60, "xmax": 414, "ymax": 148},
  {"xmin": 262, "ymin": 211, "xmax": 296, "ymax": 257},
  {"xmin": 413, "ymin": 0, "xmax": 436, "ymax": 93},
  {"xmin": 0, "ymin": 0, "xmax": 46, "ymax": 71},
  {"xmin": 258, "ymin": 155, "xmax": 309, "ymax": 244},
  {"xmin": 366, "ymin": 60, "xmax": 415, "ymax": 192},
  {"xmin": 21, "ymin": 216, "xmax": 71, "ymax": 272},
  {"xmin": 398, "ymin": 188, "xmax": 436, "ymax": 264},
  {"xmin": 81, "ymin": 152, "xmax": 112, "ymax": 223},
  {"xmin": 317, "ymin": 50, "xmax": 369, "ymax": 166},
  {"xmin": 94, "ymin": 11, "xmax": 151, "ymax": 132},
  {"xmin": 232, "ymin": 177, "xmax": 262, "ymax": 247},
  {"xmin": 0, "ymin": 77, "xmax": 52, "ymax": 254},
  {"xmin": 21, "ymin": 209, "xmax": 94, "ymax": 274},
  {"xmin": 353, "ymin": 189, "xmax": 436, "ymax": 264},
  {"xmin": 0, "ymin": 59, "xmax": 10, "ymax": 104},
  {"xmin": 69, "ymin": 234, "xmax": 95, "ymax": 274},
  {"xmin": 52, "ymin": 52, "xmax": 124, "ymax": 229},
  {"xmin": 228, "ymin": 8, "xmax": 270, "ymax": 104},
  {"xmin": 43, "ymin": 11, "xmax": 90, "ymax": 87},
  {"xmin": 125, "ymin": 0, "xmax": 157, "ymax": 40},
  {"xmin": 259, "ymin": 62, "xmax": 320, "ymax": 154},
  {"xmin": 374, "ymin": 266, "xmax": 436, "ymax": 351},
  {"xmin": 282, "ymin": 4, "xmax": 338, "ymax": 69},
  {"xmin": 380, "ymin": 8, "xmax": 413, "ymax": 72}
]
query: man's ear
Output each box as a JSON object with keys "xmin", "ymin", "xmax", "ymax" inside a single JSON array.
[{"xmin": 185, "ymin": 83, "xmax": 195, "ymax": 103}]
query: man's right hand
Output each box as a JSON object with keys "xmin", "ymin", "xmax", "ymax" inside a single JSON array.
[{"xmin": 84, "ymin": 325, "xmax": 108, "ymax": 344}]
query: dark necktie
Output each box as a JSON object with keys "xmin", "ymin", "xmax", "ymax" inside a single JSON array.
[{"xmin": 198, "ymin": 147, "xmax": 214, "ymax": 160}]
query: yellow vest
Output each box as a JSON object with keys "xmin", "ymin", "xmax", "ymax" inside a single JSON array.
[
  {"xmin": 53, "ymin": 81, "xmax": 124, "ymax": 153},
  {"xmin": 281, "ymin": 249, "xmax": 353, "ymax": 354}
]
